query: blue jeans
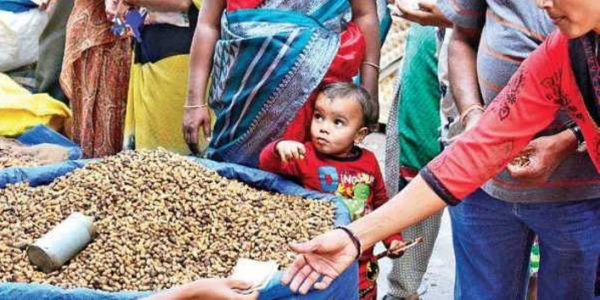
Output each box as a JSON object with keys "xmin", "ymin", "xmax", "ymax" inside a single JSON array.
[{"xmin": 450, "ymin": 189, "xmax": 600, "ymax": 300}]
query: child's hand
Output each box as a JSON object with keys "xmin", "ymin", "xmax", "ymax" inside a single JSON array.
[
  {"xmin": 387, "ymin": 240, "xmax": 407, "ymax": 259},
  {"xmin": 276, "ymin": 141, "xmax": 306, "ymax": 163}
]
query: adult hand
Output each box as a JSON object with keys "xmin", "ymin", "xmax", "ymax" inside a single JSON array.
[
  {"xmin": 276, "ymin": 141, "xmax": 306, "ymax": 163},
  {"xmin": 282, "ymin": 229, "xmax": 357, "ymax": 294},
  {"xmin": 391, "ymin": 1, "xmax": 452, "ymax": 28},
  {"xmin": 183, "ymin": 106, "xmax": 212, "ymax": 152},
  {"xmin": 105, "ymin": 0, "xmax": 129, "ymax": 21},
  {"xmin": 144, "ymin": 278, "xmax": 258, "ymax": 300},
  {"xmin": 507, "ymin": 131, "xmax": 576, "ymax": 185}
]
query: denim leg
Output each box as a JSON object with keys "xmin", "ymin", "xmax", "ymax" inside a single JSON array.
[
  {"xmin": 450, "ymin": 189, "xmax": 533, "ymax": 300},
  {"xmin": 521, "ymin": 198, "xmax": 600, "ymax": 299}
]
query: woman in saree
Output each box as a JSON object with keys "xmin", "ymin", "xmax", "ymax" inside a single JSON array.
[
  {"xmin": 183, "ymin": 0, "xmax": 381, "ymax": 166},
  {"xmin": 60, "ymin": 0, "xmax": 131, "ymax": 158},
  {"xmin": 121, "ymin": 0, "xmax": 203, "ymax": 154},
  {"xmin": 283, "ymin": 0, "xmax": 600, "ymax": 298}
]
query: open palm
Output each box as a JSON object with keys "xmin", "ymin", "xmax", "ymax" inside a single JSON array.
[{"xmin": 282, "ymin": 229, "xmax": 358, "ymax": 294}]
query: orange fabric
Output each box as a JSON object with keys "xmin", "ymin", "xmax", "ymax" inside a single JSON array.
[
  {"xmin": 427, "ymin": 31, "xmax": 600, "ymax": 201},
  {"xmin": 60, "ymin": 0, "xmax": 131, "ymax": 158}
]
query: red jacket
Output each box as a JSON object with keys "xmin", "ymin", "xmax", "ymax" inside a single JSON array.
[
  {"xmin": 421, "ymin": 31, "xmax": 600, "ymax": 205},
  {"xmin": 259, "ymin": 141, "xmax": 403, "ymax": 260}
]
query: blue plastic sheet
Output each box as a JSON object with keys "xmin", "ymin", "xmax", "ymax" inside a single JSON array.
[
  {"xmin": 0, "ymin": 0, "xmax": 38, "ymax": 13},
  {"xmin": 17, "ymin": 125, "xmax": 83, "ymax": 160},
  {"xmin": 0, "ymin": 157, "xmax": 358, "ymax": 299}
]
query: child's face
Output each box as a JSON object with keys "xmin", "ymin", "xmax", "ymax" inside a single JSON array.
[{"xmin": 310, "ymin": 93, "xmax": 368, "ymax": 157}]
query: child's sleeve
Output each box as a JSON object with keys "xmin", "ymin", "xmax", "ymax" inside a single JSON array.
[{"xmin": 258, "ymin": 140, "xmax": 301, "ymax": 176}]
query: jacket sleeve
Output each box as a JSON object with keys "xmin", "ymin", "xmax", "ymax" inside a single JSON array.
[{"xmin": 420, "ymin": 31, "xmax": 567, "ymax": 205}]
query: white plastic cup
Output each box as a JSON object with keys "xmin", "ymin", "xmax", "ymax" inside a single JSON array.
[{"xmin": 27, "ymin": 212, "xmax": 95, "ymax": 273}]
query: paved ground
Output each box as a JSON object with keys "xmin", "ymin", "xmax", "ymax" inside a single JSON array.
[{"xmin": 362, "ymin": 133, "xmax": 455, "ymax": 300}]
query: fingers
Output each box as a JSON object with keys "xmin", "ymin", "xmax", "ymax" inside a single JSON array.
[
  {"xmin": 202, "ymin": 112, "xmax": 212, "ymax": 141},
  {"xmin": 314, "ymin": 275, "xmax": 334, "ymax": 290},
  {"xmin": 282, "ymin": 255, "xmax": 307, "ymax": 285},
  {"xmin": 289, "ymin": 264, "xmax": 313, "ymax": 292},
  {"xmin": 298, "ymin": 271, "xmax": 320, "ymax": 294},
  {"xmin": 227, "ymin": 279, "xmax": 253, "ymax": 290},
  {"xmin": 417, "ymin": 1, "xmax": 435, "ymax": 12},
  {"xmin": 235, "ymin": 291, "xmax": 259, "ymax": 300}
]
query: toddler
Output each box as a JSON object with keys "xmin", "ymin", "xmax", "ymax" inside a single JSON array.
[{"xmin": 259, "ymin": 82, "xmax": 404, "ymax": 299}]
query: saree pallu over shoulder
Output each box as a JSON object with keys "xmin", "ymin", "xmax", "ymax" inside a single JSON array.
[{"xmin": 208, "ymin": 2, "xmax": 352, "ymax": 166}]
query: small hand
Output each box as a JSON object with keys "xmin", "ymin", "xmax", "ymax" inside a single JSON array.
[
  {"xmin": 391, "ymin": 1, "xmax": 452, "ymax": 27},
  {"xmin": 183, "ymin": 106, "xmax": 212, "ymax": 152},
  {"xmin": 507, "ymin": 132, "xmax": 576, "ymax": 185},
  {"xmin": 387, "ymin": 240, "xmax": 406, "ymax": 259},
  {"xmin": 276, "ymin": 141, "xmax": 306, "ymax": 163},
  {"xmin": 282, "ymin": 229, "xmax": 358, "ymax": 294}
]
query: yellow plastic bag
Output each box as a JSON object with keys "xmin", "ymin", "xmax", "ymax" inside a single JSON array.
[{"xmin": 0, "ymin": 73, "xmax": 72, "ymax": 137}]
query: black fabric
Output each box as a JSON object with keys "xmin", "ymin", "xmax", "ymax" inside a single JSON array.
[
  {"xmin": 569, "ymin": 35, "xmax": 600, "ymax": 125},
  {"xmin": 134, "ymin": 6, "xmax": 198, "ymax": 64},
  {"xmin": 419, "ymin": 167, "xmax": 460, "ymax": 206}
]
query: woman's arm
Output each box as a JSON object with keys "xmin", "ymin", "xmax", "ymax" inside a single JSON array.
[
  {"xmin": 123, "ymin": 0, "xmax": 192, "ymax": 12},
  {"xmin": 351, "ymin": 0, "xmax": 380, "ymax": 108},
  {"xmin": 182, "ymin": 0, "xmax": 225, "ymax": 145}
]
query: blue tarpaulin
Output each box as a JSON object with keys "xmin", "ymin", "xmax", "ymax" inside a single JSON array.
[
  {"xmin": 0, "ymin": 0, "xmax": 38, "ymax": 13},
  {"xmin": 17, "ymin": 125, "xmax": 83, "ymax": 160},
  {"xmin": 0, "ymin": 156, "xmax": 358, "ymax": 299}
]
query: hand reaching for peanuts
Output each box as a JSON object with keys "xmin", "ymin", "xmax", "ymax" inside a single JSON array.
[{"xmin": 276, "ymin": 141, "xmax": 306, "ymax": 163}]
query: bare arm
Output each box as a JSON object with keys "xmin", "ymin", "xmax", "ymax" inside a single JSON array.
[
  {"xmin": 186, "ymin": 0, "xmax": 224, "ymax": 107},
  {"xmin": 182, "ymin": 0, "xmax": 225, "ymax": 145},
  {"xmin": 351, "ymin": 0, "xmax": 381, "ymax": 107},
  {"xmin": 123, "ymin": 0, "xmax": 192, "ymax": 12},
  {"xmin": 449, "ymin": 25, "xmax": 484, "ymax": 128}
]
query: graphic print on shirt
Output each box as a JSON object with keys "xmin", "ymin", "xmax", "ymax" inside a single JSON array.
[
  {"xmin": 318, "ymin": 166, "xmax": 339, "ymax": 193},
  {"xmin": 337, "ymin": 170, "xmax": 375, "ymax": 220}
]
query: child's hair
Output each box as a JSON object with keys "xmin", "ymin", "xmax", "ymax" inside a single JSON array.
[{"xmin": 321, "ymin": 82, "xmax": 377, "ymax": 130}]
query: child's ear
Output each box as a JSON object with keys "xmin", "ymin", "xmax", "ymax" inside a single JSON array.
[{"xmin": 354, "ymin": 127, "xmax": 369, "ymax": 144}]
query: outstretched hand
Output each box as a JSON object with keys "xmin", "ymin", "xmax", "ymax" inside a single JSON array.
[{"xmin": 282, "ymin": 229, "xmax": 358, "ymax": 294}]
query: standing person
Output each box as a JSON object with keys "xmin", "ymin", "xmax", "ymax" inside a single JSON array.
[
  {"xmin": 60, "ymin": 0, "xmax": 131, "ymax": 158},
  {"xmin": 437, "ymin": 0, "xmax": 600, "ymax": 298},
  {"xmin": 122, "ymin": 0, "xmax": 204, "ymax": 154},
  {"xmin": 383, "ymin": 2, "xmax": 452, "ymax": 299},
  {"xmin": 259, "ymin": 83, "xmax": 405, "ymax": 300},
  {"xmin": 383, "ymin": 24, "xmax": 442, "ymax": 300},
  {"xmin": 183, "ymin": 0, "xmax": 381, "ymax": 167},
  {"xmin": 281, "ymin": 0, "xmax": 600, "ymax": 299}
]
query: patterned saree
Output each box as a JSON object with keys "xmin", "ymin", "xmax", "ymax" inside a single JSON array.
[{"xmin": 207, "ymin": 0, "xmax": 365, "ymax": 166}]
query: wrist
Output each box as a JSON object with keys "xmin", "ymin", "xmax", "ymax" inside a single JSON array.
[
  {"xmin": 460, "ymin": 104, "xmax": 485, "ymax": 127},
  {"xmin": 334, "ymin": 226, "xmax": 362, "ymax": 260},
  {"xmin": 560, "ymin": 127, "xmax": 580, "ymax": 153}
]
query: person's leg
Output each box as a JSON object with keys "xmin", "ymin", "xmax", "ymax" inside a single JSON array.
[
  {"xmin": 386, "ymin": 213, "xmax": 442, "ymax": 298},
  {"xmin": 525, "ymin": 198, "xmax": 600, "ymax": 299},
  {"xmin": 450, "ymin": 189, "xmax": 533, "ymax": 300}
]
